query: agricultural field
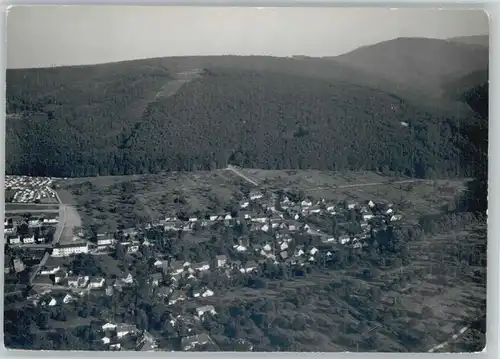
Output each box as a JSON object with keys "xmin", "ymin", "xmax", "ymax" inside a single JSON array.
[{"xmin": 238, "ymin": 168, "xmax": 469, "ymax": 218}]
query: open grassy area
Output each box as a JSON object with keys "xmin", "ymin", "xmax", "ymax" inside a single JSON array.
[
  {"xmin": 5, "ymin": 203, "xmax": 60, "ymax": 212},
  {"xmin": 61, "ymin": 170, "xmax": 247, "ymax": 232},
  {"xmin": 235, "ymin": 168, "xmax": 468, "ymax": 218}
]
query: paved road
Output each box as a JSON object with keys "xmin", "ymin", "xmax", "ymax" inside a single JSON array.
[
  {"xmin": 28, "ymin": 192, "xmax": 67, "ymax": 285},
  {"xmin": 6, "ymin": 209, "xmax": 60, "ymax": 214},
  {"xmin": 226, "ymin": 165, "xmax": 259, "ymax": 186},
  {"xmin": 6, "ymin": 202, "xmax": 59, "ymax": 207}
]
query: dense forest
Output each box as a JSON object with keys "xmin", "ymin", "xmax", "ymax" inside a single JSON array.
[{"xmin": 5, "ymin": 37, "xmax": 488, "ymax": 180}]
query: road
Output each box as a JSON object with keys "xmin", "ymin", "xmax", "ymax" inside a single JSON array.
[
  {"xmin": 28, "ymin": 191, "xmax": 67, "ymax": 285},
  {"xmin": 226, "ymin": 165, "xmax": 259, "ymax": 186},
  {"xmin": 428, "ymin": 325, "xmax": 470, "ymax": 353},
  {"xmin": 6, "ymin": 209, "xmax": 60, "ymax": 214}
]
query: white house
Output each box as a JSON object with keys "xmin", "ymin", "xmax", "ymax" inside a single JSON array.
[
  {"xmin": 101, "ymin": 337, "xmax": 111, "ymax": 345},
  {"xmin": 300, "ymin": 199, "xmax": 312, "ymax": 207},
  {"xmin": 41, "ymin": 266, "xmax": 60, "ymax": 275},
  {"xmin": 201, "ymin": 289, "xmax": 214, "ymax": 298},
  {"xmin": 390, "ymin": 214, "xmax": 402, "ymax": 221},
  {"xmin": 368, "ymin": 200, "xmax": 376, "ymax": 208},
  {"xmin": 363, "ymin": 214, "xmax": 374, "ymax": 221},
  {"xmin": 240, "ymin": 201, "xmax": 249, "ymax": 209},
  {"xmin": 122, "ymin": 273, "xmax": 134, "ymax": 284},
  {"xmin": 89, "ymin": 277, "xmax": 106, "ymax": 289},
  {"xmin": 63, "ymin": 294, "xmax": 74, "ymax": 304},
  {"xmin": 249, "ymin": 191, "xmax": 263, "ymax": 200},
  {"xmin": 102, "ymin": 322, "xmax": 117, "ymax": 331},
  {"xmin": 52, "ymin": 242, "xmax": 89, "ymax": 257},
  {"xmin": 97, "ymin": 237, "xmax": 114, "ymax": 247},
  {"xmin": 116, "ymin": 324, "xmax": 137, "ymax": 338},
  {"xmin": 9, "ymin": 236, "xmax": 21, "ymax": 245},
  {"xmin": 193, "ymin": 262, "xmax": 210, "ymax": 272},
  {"xmin": 310, "ymin": 247, "xmax": 319, "ymax": 256},
  {"xmin": 23, "ymin": 235, "xmax": 35, "ymax": 244},
  {"xmin": 196, "ymin": 305, "xmax": 216, "ymax": 317},
  {"xmin": 216, "ymin": 255, "xmax": 227, "ymax": 268}
]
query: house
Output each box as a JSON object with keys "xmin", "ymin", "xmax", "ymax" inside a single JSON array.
[
  {"xmin": 122, "ymin": 273, "xmax": 134, "ymax": 284},
  {"xmin": 149, "ymin": 273, "xmax": 163, "ymax": 286},
  {"xmin": 363, "ymin": 214, "xmax": 374, "ymax": 221},
  {"xmin": 215, "ymin": 255, "xmax": 227, "ymax": 268},
  {"xmin": 89, "ymin": 277, "xmax": 106, "ymax": 289},
  {"xmin": 67, "ymin": 276, "xmax": 80, "ymax": 288},
  {"xmin": 168, "ymin": 291, "xmax": 186, "ymax": 305},
  {"xmin": 243, "ymin": 261, "xmax": 258, "ymax": 273},
  {"xmin": 390, "ymin": 214, "xmax": 403, "ymax": 221},
  {"xmin": 181, "ymin": 334, "xmax": 210, "ymax": 351},
  {"xmin": 234, "ymin": 244, "xmax": 247, "ymax": 252},
  {"xmin": 51, "ymin": 242, "xmax": 89, "ymax": 257},
  {"xmin": 62, "ymin": 293, "xmax": 74, "ymax": 304},
  {"xmin": 240, "ymin": 201, "xmax": 250, "ymax": 209},
  {"xmin": 280, "ymin": 242, "xmax": 289, "ymax": 251},
  {"xmin": 300, "ymin": 199, "xmax": 312, "ymax": 208},
  {"xmin": 249, "ymin": 191, "xmax": 264, "ymax": 200},
  {"xmin": 116, "ymin": 323, "xmax": 137, "ymax": 338},
  {"xmin": 122, "ymin": 228, "xmax": 138, "ymax": 238},
  {"xmin": 127, "ymin": 244, "xmax": 139, "ymax": 253},
  {"xmin": 309, "ymin": 207, "xmax": 322, "ymax": 214},
  {"xmin": 196, "ymin": 305, "xmax": 216, "ymax": 317},
  {"xmin": 193, "ymin": 261, "xmax": 210, "ymax": 272},
  {"xmin": 8, "ymin": 236, "xmax": 21, "ymax": 245},
  {"xmin": 40, "ymin": 265, "xmax": 61, "ymax": 276},
  {"xmin": 169, "ymin": 261, "xmax": 187, "ymax": 275},
  {"xmin": 321, "ymin": 236, "xmax": 336, "ymax": 244},
  {"xmin": 101, "ymin": 337, "xmax": 111, "ymax": 345},
  {"xmin": 368, "ymin": 200, "xmax": 376, "ymax": 208},
  {"xmin": 102, "ymin": 322, "xmax": 117, "ymax": 331},
  {"xmin": 310, "ymin": 247, "xmax": 319, "ymax": 256},
  {"xmin": 54, "ymin": 271, "xmax": 67, "ymax": 284},
  {"xmin": 209, "ymin": 215, "xmax": 218, "ymax": 221},
  {"xmin": 97, "ymin": 237, "xmax": 114, "ymax": 247},
  {"xmin": 201, "ymin": 289, "xmax": 214, "ymax": 297},
  {"xmin": 36, "ymin": 237, "xmax": 46, "ymax": 243},
  {"xmin": 109, "ymin": 343, "xmax": 121, "ymax": 351},
  {"xmin": 280, "ymin": 251, "xmax": 288, "ymax": 260},
  {"xmin": 339, "ymin": 235, "xmax": 351, "ymax": 245},
  {"xmin": 188, "ymin": 217, "xmax": 198, "ymax": 222},
  {"xmin": 157, "ymin": 286, "xmax": 172, "ymax": 298},
  {"xmin": 23, "ymin": 235, "xmax": 35, "ymax": 244}
]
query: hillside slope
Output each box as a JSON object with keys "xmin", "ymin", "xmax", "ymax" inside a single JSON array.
[
  {"xmin": 6, "ymin": 63, "xmax": 480, "ymax": 179},
  {"xmin": 332, "ymin": 37, "xmax": 488, "ymax": 96}
]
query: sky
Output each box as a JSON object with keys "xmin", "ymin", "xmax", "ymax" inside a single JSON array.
[{"xmin": 7, "ymin": 6, "xmax": 489, "ymax": 69}]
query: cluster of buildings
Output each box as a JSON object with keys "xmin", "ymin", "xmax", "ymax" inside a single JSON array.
[
  {"xmin": 4, "ymin": 215, "xmax": 58, "ymax": 246},
  {"xmin": 12, "ymin": 184, "xmax": 405, "ymax": 352},
  {"xmin": 5, "ymin": 175, "xmax": 58, "ymax": 203}
]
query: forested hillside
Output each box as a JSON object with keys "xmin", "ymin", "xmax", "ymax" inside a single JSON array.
[
  {"xmin": 333, "ymin": 37, "xmax": 488, "ymax": 97},
  {"xmin": 6, "ymin": 37, "xmax": 488, "ymax": 179}
]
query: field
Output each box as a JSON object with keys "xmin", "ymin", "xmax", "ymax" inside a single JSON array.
[
  {"xmin": 61, "ymin": 170, "xmax": 249, "ymax": 232},
  {"xmin": 236, "ymin": 168, "xmax": 468, "ymax": 218},
  {"xmin": 5, "ymin": 203, "xmax": 60, "ymax": 212}
]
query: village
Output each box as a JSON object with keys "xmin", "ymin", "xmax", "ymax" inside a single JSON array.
[{"xmin": 4, "ymin": 179, "xmax": 404, "ymax": 352}]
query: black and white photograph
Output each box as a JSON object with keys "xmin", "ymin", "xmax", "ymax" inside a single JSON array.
[{"xmin": 4, "ymin": 6, "xmax": 488, "ymax": 352}]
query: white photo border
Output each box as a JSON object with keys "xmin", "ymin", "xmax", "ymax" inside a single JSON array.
[{"xmin": 0, "ymin": 2, "xmax": 497, "ymax": 359}]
